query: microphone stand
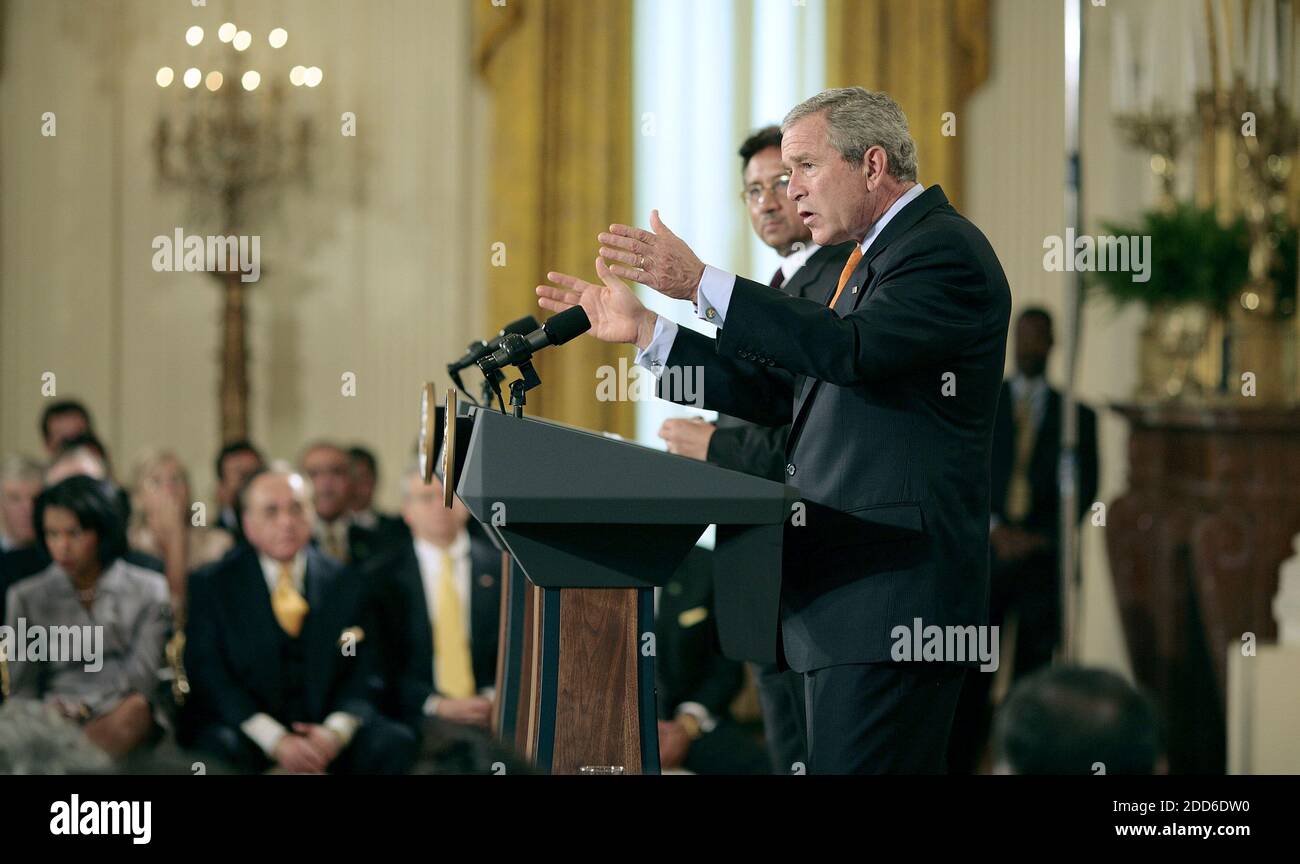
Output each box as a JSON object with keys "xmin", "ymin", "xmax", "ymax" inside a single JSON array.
[{"xmin": 507, "ymin": 360, "xmax": 542, "ymax": 418}]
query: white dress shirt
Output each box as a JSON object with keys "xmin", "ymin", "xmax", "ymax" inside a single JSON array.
[
  {"xmin": 239, "ymin": 549, "xmax": 360, "ymax": 759},
  {"xmin": 777, "ymin": 241, "xmax": 821, "ymax": 284},
  {"xmin": 1008, "ymin": 372, "xmax": 1050, "ymax": 433},
  {"xmin": 635, "ymin": 183, "xmax": 927, "ymax": 376}
]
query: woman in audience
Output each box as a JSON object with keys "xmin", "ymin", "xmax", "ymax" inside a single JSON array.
[
  {"xmin": 3, "ymin": 476, "xmax": 171, "ymax": 759},
  {"xmin": 127, "ymin": 449, "xmax": 233, "ymax": 616}
]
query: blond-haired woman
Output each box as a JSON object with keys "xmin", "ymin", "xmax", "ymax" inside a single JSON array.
[{"xmin": 128, "ymin": 449, "xmax": 233, "ymax": 619}]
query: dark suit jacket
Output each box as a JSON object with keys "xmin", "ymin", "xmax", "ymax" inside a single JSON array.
[
  {"xmin": 707, "ymin": 242, "xmax": 857, "ymax": 481},
  {"xmin": 362, "ymin": 534, "xmax": 501, "ymax": 727},
  {"xmin": 310, "ymin": 516, "xmax": 410, "ymax": 568},
  {"xmin": 990, "ymin": 381, "xmax": 1099, "ymax": 545},
  {"xmin": 181, "ymin": 545, "xmax": 374, "ymax": 736},
  {"xmin": 662, "ymin": 185, "xmax": 1011, "ymax": 672},
  {"xmin": 654, "ymin": 547, "xmax": 744, "ymax": 720}
]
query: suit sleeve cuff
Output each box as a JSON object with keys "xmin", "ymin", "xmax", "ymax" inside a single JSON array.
[
  {"xmin": 323, "ymin": 712, "xmax": 361, "ymax": 748},
  {"xmin": 675, "ymin": 701, "xmax": 718, "ymax": 735},
  {"xmin": 241, "ymin": 713, "xmax": 289, "ymax": 757},
  {"xmin": 633, "ymin": 316, "xmax": 679, "ymax": 378},
  {"xmin": 696, "ymin": 267, "xmax": 737, "ymax": 325}
]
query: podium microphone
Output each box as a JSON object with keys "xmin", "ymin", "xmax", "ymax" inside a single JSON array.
[
  {"xmin": 447, "ymin": 315, "xmax": 540, "ymax": 375},
  {"xmin": 478, "ymin": 306, "xmax": 591, "ymax": 375}
]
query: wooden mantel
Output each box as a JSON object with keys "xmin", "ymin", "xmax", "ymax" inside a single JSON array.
[{"xmin": 1107, "ymin": 402, "xmax": 1300, "ymax": 774}]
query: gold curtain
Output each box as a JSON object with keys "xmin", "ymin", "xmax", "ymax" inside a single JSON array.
[
  {"xmin": 826, "ymin": 0, "xmax": 991, "ymax": 209},
  {"xmin": 473, "ymin": 0, "xmax": 634, "ymax": 436}
]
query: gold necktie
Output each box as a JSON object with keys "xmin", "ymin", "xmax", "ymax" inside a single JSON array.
[
  {"xmin": 272, "ymin": 562, "xmax": 310, "ymax": 637},
  {"xmin": 434, "ymin": 548, "xmax": 475, "ymax": 698},
  {"xmin": 323, "ymin": 523, "xmax": 349, "ymax": 564},
  {"xmin": 827, "ymin": 244, "xmax": 864, "ymax": 309},
  {"xmin": 1004, "ymin": 392, "xmax": 1037, "ymax": 523}
]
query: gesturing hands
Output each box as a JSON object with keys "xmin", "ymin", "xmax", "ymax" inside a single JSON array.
[
  {"xmin": 537, "ymin": 258, "xmax": 658, "ymax": 349},
  {"xmin": 598, "ymin": 210, "xmax": 705, "ymax": 303}
]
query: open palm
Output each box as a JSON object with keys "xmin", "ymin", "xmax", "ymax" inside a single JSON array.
[{"xmin": 536, "ymin": 258, "xmax": 648, "ymax": 345}]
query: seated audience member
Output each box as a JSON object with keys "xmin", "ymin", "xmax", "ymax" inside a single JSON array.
[
  {"xmin": 1, "ymin": 455, "xmax": 42, "ymax": 552},
  {"xmin": 45, "ymin": 438, "xmax": 111, "ymax": 486},
  {"xmin": 2, "ymin": 476, "xmax": 171, "ymax": 758},
  {"xmin": 183, "ymin": 467, "xmax": 413, "ymax": 774},
  {"xmin": 655, "ymin": 547, "xmax": 770, "ymax": 774},
  {"xmin": 347, "ymin": 445, "xmax": 405, "ymax": 534},
  {"xmin": 411, "ymin": 715, "xmax": 533, "ymax": 776},
  {"xmin": 0, "ymin": 698, "xmax": 113, "ymax": 774},
  {"xmin": 992, "ymin": 665, "xmax": 1164, "ymax": 775},
  {"xmin": 301, "ymin": 441, "xmax": 403, "ymax": 566},
  {"xmin": 213, "ymin": 440, "xmax": 264, "ymax": 541},
  {"xmin": 364, "ymin": 466, "xmax": 499, "ymax": 731},
  {"xmin": 128, "ymin": 449, "xmax": 234, "ymax": 613},
  {"xmin": 2, "ymin": 445, "xmax": 162, "ymax": 624},
  {"xmin": 39, "ymin": 400, "xmax": 95, "ymax": 461}
]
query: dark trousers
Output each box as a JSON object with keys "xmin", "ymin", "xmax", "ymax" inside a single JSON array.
[
  {"xmin": 193, "ymin": 717, "xmax": 417, "ymax": 775},
  {"xmin": 803, "ymin": 662, "xmax": 966, "ymax": 775},
  {"xmin": 755, "ymin": 663, "xmax": 808, "ymax": 774},
  {"xmin": 948, "ymin": 547, "xmax": 1058, "ymax": 774}
]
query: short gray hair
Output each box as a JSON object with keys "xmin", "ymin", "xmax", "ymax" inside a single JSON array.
[
  {"xmin": 0, "ymin": 454, "xmax": 42, "ymax": 486},
  {"xmin": 783, "ymin": 87, "xmax": 918, "ymax": 183}
]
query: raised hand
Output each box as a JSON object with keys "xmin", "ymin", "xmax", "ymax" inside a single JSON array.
[
  {"xmin": 537, "ymin": 258, "xmax": 656, "ymax": 347},
  {"xmin": 599, "ymin": 210, "xmax": 705, "ymax": 303}
]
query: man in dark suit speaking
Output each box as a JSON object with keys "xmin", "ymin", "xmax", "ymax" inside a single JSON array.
[{"xmin": 537, "ymin": 88, "xmax": 1011, "ymax": 773}]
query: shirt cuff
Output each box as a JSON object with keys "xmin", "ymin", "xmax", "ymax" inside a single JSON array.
[
  {"xmin": 696, "ymin": 267, "xmax": 737, "ymax": 326},
  {"xmin": 422, "ymin": 694, "xmax": 444, "ymax": 718},
  {"xmin": 675, "ymin": 701, "xmax": 718, "ymax": 735},
  {"xmin": 322, "ymin": 712, "xmax": 361, "ymax": 749},
  {"xmin": 241, "ymin": 713, "xmax": 289, "ymax": 758},
  {"xmin": 632, "ymin": 316, "xmax": 679, "ymax": 379}
]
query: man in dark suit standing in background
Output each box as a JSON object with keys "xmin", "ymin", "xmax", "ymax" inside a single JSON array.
[
  {"xmin": 363, "ymin": 466, "xmax": 500, "ymax": 733},
  {"xmin": 948, "ymin": 306, "xmax": 1099, "ymax": 773},
  {"xmin": 538, "ymin": 87, "xmax": 1011, "ymax": 773},
  {"xmin": 657, "ymin": 125, "xmax": 854, "ymax": 774},
  {"xmin": 183, "ymin": 467, "xmax": 413, "ymax": 773}
]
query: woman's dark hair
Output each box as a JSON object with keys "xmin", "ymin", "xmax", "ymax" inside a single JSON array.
[{"xmin": 33, "ymin": 475, "xmax": 129, "ymax": 568}]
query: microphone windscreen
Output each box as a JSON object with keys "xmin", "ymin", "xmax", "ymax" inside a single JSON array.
[
  {"xmin": 542, "ymin": 306, "xmax": 591, "ymax": 346},
  {"xmin": 501, "ymin": 315, "xmax": 540, "ymax": 337}
]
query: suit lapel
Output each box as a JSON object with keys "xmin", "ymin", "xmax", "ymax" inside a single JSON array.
[
  {"xmin": 785, "ymin": 186, "xmax": 949, "ymax": 456},
  {"xmin": 782, "ymin": 244, "xmax": 845, "ymax": 303},
  {"xmin": 235, "ymin": 549, "xmax": 282, "ymax": 700},
  {"xmin": 302, "ymin": 551, "xmax": 333, "ymax": 719}
]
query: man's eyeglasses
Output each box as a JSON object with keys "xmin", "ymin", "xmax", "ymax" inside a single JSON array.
[{"xmin": 742, "ymin": 174, "xmax": 790, "ymax": 206}]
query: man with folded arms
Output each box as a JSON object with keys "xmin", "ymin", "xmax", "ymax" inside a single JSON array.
[{"xmin": 538, "ymin": 88, "xmax": 1010, "ymax": 773}]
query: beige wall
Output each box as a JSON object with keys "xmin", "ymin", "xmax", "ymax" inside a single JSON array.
[
  {"xmin": 0, "ymin": 0, "xmax": 482, "ymax": 512},
  {"xmin": 964, "ymin": 0, "xmax": 1195, "ymax": 677}
]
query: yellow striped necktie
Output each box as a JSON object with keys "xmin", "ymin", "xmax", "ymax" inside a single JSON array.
[
  {"xmin": 271, "ymin": 562, "xmax": 310, "ymax": 637},
  {"xmin": 434, "ymin": 548, "xmax": 475, "ymax": 698}
]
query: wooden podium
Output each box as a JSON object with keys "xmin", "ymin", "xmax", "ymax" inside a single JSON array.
[{"xmin": 446, "ymin": 407, "xmax": 792, "ymax": 774}]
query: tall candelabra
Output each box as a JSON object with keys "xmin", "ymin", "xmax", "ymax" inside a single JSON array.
[
  {"xmin": 152, "ymin": 22, "xmax": 318, "ymax": 442},
  {"xmin": 1110, "ymin": 0, "xmax": 1300, "ymax": 403}
]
